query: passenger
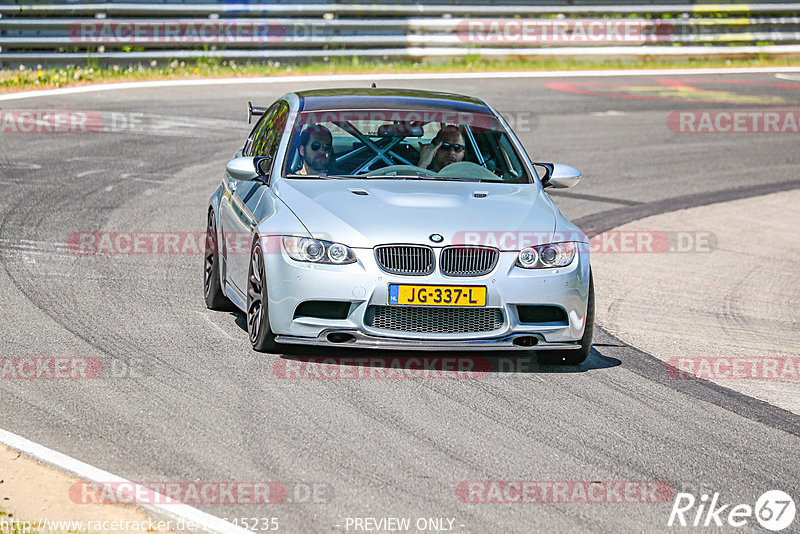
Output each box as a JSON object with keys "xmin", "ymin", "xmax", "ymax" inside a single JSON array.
[
  {"xmin": 417, "ymin": 125, "xmax": 466, "ymax": 172},
  {"xmin": 297, "ymin": 124, "xmax": 334, "ymax": 175}
]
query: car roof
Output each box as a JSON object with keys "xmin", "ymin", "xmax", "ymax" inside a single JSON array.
[{"xmin": 294, "ymin": 88, "xmax": 491, "ymax": 114}]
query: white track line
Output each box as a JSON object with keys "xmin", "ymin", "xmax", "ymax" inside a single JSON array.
[
  {"xmin": 0, "ymin": 428, "xmax": 252, "ymax": 534},
  {"xmin": 194, "ymin": 310, "xmax": 235, "ymax": 340},
  {"xmin": 2, "ymin": 66, "xmax": 800, "ymax": 102}
]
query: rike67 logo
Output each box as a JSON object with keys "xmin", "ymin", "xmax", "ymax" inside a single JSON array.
[{"xmin": 668, "ymin": 490, "xmax": 796, "ymax": 531}]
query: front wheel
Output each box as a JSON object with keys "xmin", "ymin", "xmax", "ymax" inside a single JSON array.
[
  {"xmin": 247, "ymin": 237, "xmax": 277, "ymax": 352},
  {"xmin": 539, "ymin": 272, "xmax": 594, "ymax": 365}
]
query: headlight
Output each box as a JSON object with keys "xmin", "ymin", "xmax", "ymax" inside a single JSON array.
[
  {"xmin": 516, "ymin": 242, "xmax": 576, "ymax": 269},
  {"xmin": 282, "ymin": 237, "xmax": 356, "ymax": 264},
  {"xmin": 517, "ymin": 247, "xmax": 539, "ymax": 268}
]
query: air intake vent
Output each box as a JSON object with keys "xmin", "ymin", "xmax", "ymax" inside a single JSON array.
[
  {"xmin": 517, "ymin": 305, "xmax": 568, "ymax": 324},
  {"xmin": 294, "ymin": 300, "xmax": 351, "ymax": 320},
  {"xmin": 375, "ymin": 245, "xmax": 435, "ymax": 276},
  {"xmin": 365, "ymin": 306, "xmax": 504, "ymax": 334},
  {"xmin": 440, "ymin": 246, "xmax": 499, "ymax": 277}
]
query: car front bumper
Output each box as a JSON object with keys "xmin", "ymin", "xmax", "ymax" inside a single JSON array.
[{"xmin": 263, "ymin": 238, "xmax": 591, "ymax": 349}]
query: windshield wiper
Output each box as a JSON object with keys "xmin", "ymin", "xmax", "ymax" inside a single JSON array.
[
  {"xmin": 288, "ymin": 172, "xmax": 488, "ymax": 183},
  {"xmin": 364, "ymin": 172, "xmax": 491, "ymax": 183},
  {"xmin": 372, "ymin": 174, "xmax": 432, "ymax": 180},
  {"xmin": 285, "ymin": 173, "xmax": 359, "ymax": 180},
  {"xmin": 433, "ymin": 176, "xmax": 484, "ymax": 182},
  {"xmin": 319, "ymin": 173, "xmax": 362, "ymax": 180}
]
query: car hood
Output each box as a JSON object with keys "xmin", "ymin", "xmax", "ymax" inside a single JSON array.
[{"xmin": 273, "ymin": 178, "xmax": 556, "ymax": 249}]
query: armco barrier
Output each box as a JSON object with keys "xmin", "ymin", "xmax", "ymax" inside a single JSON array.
[{"xmin": 1, "ymin": 1, "xmax": 800, "ymax": 66}]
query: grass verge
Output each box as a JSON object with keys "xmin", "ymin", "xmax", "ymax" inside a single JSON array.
[{"xmin": 1, "ymin": 55, "xmax": 799, "ymax": 93}]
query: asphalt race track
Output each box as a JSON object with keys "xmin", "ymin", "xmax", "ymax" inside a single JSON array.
[{"xmin": 1, "ymin": 71, "xmax": 799, "ymax": 533}]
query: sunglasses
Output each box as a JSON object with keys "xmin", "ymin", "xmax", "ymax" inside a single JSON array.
[
  {"xmin": 309, "ymin": 142, "xmax": 332, "ymax": 153},
  {"xmin": 439, "ymin": 142, "xmax": 465, "ymax": 153}
]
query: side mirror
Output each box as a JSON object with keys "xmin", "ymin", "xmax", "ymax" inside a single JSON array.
[
  {"xmin": 535, "ymin": 162, "xmax": 581, "ymax": 189},
  {"xmin": 225, "ymin": 156, "xmax": 271, "ymax": 182}
]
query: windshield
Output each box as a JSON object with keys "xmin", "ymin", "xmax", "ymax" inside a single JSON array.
[{"xmin": 282, "ymin": 109, "xmax": 531, "ymax": 183}]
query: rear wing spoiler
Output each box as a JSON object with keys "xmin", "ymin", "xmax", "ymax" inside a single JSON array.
[{"xmin": 248, "ymin": 101, "xmax": 268, "ymax": 124}]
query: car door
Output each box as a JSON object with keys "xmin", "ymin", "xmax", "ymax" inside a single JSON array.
[{"xmin": 220, "ymin": 100, "xmax": 289, "ymax": 294}]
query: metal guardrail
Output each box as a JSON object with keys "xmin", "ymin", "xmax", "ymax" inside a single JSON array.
[
  {"xmin": 2, "ymin": 1, "xmax": 800, "ymax": 66},
  {"xmin": 3, "ymin": 2, "xmax": 800, "ymax": 16}
]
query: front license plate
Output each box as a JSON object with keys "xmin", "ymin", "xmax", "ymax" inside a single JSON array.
[{"xmin": 388, "ymin": 284, "xmax": 486, "ymax": 307}]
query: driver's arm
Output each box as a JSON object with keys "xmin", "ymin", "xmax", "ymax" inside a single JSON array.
[{"xmin": 417, "ymin": 140, "xmax": 441, "ymax": 169}]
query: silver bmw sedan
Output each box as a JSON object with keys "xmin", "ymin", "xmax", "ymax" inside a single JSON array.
[{"xmin": 206, "ymin": 88, "xmax": 593, "ymax": 364}]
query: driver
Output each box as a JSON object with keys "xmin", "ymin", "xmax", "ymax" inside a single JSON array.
[
  {"xmin": 297, "ymin": 124, "xmax": 334, "ymax": 175},
  {"xmin": 417, "ymin": 125, "xmax": 466, "ymax": 172}
]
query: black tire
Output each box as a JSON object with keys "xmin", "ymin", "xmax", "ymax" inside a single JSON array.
[
  {"xmin": 247, "ymin": 237, "xmax": 278, "ymax": 352},
  {"xmin": 539, "ymin": 272, "xmax": 594, "ymax": 365},
  {"xmin": 204, "ymin": 209, "xmax": 235, "ymax": 310}
]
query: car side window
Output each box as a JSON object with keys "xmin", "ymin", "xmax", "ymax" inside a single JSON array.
[
  {"xmin": 251, "ymin": 101, "xmax": 289, "ymax": 160},
  {"xmin": 243, "ymin": 101, "xmax": 282, "ymax": 157},
  {"xmin": 243, "ymin": 107, "xmax": 272, "ymax": 157}
]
